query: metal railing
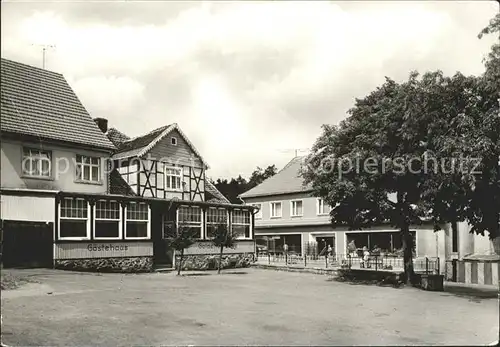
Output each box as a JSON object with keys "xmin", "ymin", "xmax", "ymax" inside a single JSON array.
[{"xmin": 256, "ymin": 253, "xmax": 440, "ymax": 274}]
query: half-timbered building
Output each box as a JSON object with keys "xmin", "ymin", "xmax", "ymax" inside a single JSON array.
[
  {"xmin": 111, "ymin": 123, "xmax": 207, "ymax": 202},
  {"xmin": 0, "ymin": 57, "xmax": 256, "ymax": 272},
  {"xmin": 103, "ymin": 123, "xmax": 256, "ymax": 268}
]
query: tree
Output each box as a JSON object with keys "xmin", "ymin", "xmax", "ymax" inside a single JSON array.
[
  {"xmin": 479, "ymin": 13, "xmax": 500, "ymax": 89},
  {"xmin": 301, "ymin": 72, "xmax": 476, "ymax": 284},
  {"xmin": 212, "ymin": 176, "xmax": 249, "ymax": 204},
  {"xmin": 213, "ymin": 164, "xmax": 278, "ymax": 204},
  {"xmin": 210, "ymin": 220, "xmax": 239, "ymax": 274},
  {"xmin": 248, "ymin": 165, "xmax": 278, "ymax": 187},
  {"xmin": 168, "ymin": 224, "xmax": 196, "ymax": 276},
  {"xmin": 453, "ymin": 13, "xmax": 500, "ymax": 247},
  {"xmin": 429, "ymin": 13, "xmax": 500, "ymax": 249},
  {"xmin": 302, "ymin": 31, "xmax": 500, "ymax": 283}
]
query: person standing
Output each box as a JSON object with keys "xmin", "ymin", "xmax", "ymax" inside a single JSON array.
[
  {"xmin": 361, "ymin": 246, "xmax": 370, "ymax": 268},
  {"xmin": 347, "ymin": 240, "xmax": 357, "ymax": 256}
]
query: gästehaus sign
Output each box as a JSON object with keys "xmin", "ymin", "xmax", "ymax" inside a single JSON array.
[
  {"xmin": 181, "ymin": 240, "xmax": 256, "ymax": 256},
  {"xmin": 55, "ymin": 242, "xmax": 153, "ymax": 259}
]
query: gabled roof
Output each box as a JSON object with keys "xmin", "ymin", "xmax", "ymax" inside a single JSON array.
[
  {"xmin": 109, "ymin": 169, "xmax": 137, "ymax": 196},
  {"xmin": 111, "ymin": 123, "xmax": 209, "ymax": 168},
  {"xmin": 106, "ymin": 127, "xmax": 130, "ymax": 147},
  {"xmin": 114, "ymin": 125, "xmax": 171, "ymax": 157},
  {"xmin": 0, "ymin": 58, "xmax": 115, "ymax": 151},
  {"xmin": 205, "ymin": 180, "xmax": 230, "ymax": 204},
  {"xmin": 239, "ymin": 156, "xmax": 312, "ymax": 199}
]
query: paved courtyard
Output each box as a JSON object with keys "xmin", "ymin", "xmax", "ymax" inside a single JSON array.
[{"xmin": 1, "ymin": 268, "xmax": 498, "ymax": 346}]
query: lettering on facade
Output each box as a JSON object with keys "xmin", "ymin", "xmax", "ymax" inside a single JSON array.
[
  {"xmin": 181, "ymin": 241, "xmax": 254, "ymax": 256},
  {"xmin": 87, "ymin": 244, "xmax": 129, "ymax": 252},
  {"xmin": 197, "ymin": 242, "xmax": 237, "ymax": 250},
  {"xmin": 55, "ymin": 242, "xmax": 153, "ymax": 259}
]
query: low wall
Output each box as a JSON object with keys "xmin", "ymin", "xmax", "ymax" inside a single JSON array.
[
  {"xmin": 252, "ymin": 263, "xmax": 338, "ymax": 276},
  {"xmin": 176, "ymin": 253, "xmax": 254, "ymax": 271},
  {"xmin": 445, "ymin": 256, "xmax": 499, "ymax": 288},
  {"xmin": 54, "ymin": 256, "xmax": 153, "ymax": 273}
]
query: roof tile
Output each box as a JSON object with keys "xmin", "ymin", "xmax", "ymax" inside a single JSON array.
[
  {"xmin": 0, "ymin": 58, "xmax": 115, "ymax": 151},
  {"xmin": 205, "ymin": 180, "xmax": 230, "ymax": 204},
  {"xmin": 111, "ymin": 125, "xmax": 172, "ymax": 159},
  {"xmin": 109, "ymin": 169, "xmax": 137, "ymax": 196},
  {"xmin": 106, "ymin": 127, "xmax": 130, "ymax": 147},
  {"xmin": 239, "ymin": 156, "xmax": 311, "ymax": 198}
]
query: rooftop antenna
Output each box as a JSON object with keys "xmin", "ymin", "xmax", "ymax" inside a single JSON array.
[{"xmin": 31, "ymin": 44, "xmax": 56, "ymax": 69}]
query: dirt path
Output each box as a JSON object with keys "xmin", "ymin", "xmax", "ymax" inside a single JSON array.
[{"xmin": 1, "ymin": 268, "xmax": 498, "ymax": 346}]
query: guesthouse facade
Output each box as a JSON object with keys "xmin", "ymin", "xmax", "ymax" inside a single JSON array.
[{"xmin": 0, "ymin": 58, "xmax": 256, "ymax": 272}]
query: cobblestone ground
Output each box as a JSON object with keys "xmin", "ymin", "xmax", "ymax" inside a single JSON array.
[{"xmin": 1, "ymin": 268, "xmax": 498, "ymax": 346}]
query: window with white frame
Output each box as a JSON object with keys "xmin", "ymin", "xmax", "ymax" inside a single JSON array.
[
  {"xmin": 177, "ymin": 206, "xmax": 202, "ymax": 239},
  {"xmin": 94, "ymin": 200, "xmax": 121, "ymax": 239},
  {"xmin": 59, "ymin": 198, "xmax": 90, "ymax": 239},
  {"xmin": 232, "ymin": 209, "xmax": 251, "ymax": 238},
  {"xmin": 252, "ymin": 204, "xmax": 262, "ymax": 219},
  {"xmin": 76, "ymin": 155, "xmax": 100, "ymax": 182},
  {"xmin": 22, "ymin": 147, "xmax": 52, "ymax": 178},
  {"xmin": 317, "ymin": 198, "xmax": 330, "ymax": 215},
  {"xmin": 171, "ymin": 137, "xmax": 177, "ymax": 145},
  {"xmin": 270, "ymin": 202, "xmax": 282, "ymax": 218},
  {"xmin": 206, "ymin": 207, "xmax": 228, "ymax": 238},
  {"xmin": 125, "ymin": 202, "xmax": 149, "ymax": 238},
  {"xmin": 165, "ymin": 166, "xmax": 182, "ymax": 191},
  {"xmin": 290, "ymin": 200, "xmax": 303, "ymax": 217}
]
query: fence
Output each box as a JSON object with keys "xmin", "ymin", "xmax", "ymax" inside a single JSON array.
[
  {"xmin": 444, "ymin": 259, "xmax": 499, "ymax": 286},
  {"xmin": 256, "ymin": 241, "xmax": 322, "ymax": 256},
  {"xmin": 255, "ymin": 253, "xmax": 440, "ymax": 274}
]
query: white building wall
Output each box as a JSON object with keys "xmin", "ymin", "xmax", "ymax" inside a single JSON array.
[
  {"xmin": 474, "ymin": 233, "xmax": 495, "ymax": 254},
  {"xmin": 1, "ymin": 195, "xmax": 55, "ymax": 222}
]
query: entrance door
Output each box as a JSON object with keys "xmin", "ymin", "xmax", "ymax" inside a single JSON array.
[
  {"xmin": 2, "ymin": 220, "xmax": 53, "ymax": 268},
  {"xmin": 153, "ymin": 216, "xmax": 174, "ymax": 267}
]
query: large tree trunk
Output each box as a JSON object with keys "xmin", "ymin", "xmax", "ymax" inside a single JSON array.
[
  {"xmin": 401, "ymin": 224, "xmax": 416, "ymax": 285},
  {"xmin": 492, "ymin": 211, "xmax": 500, "ymax": 256},
  {"xmin": 218, "ymin": 246, "xmax": 224, "ymax": 274},
  {"xmin": 177, "ymin": 248, "xmax": 184, "ymax": 276},
  {"xmin": 397, "ymin": 190, "xmax": 416, "ymax": 285}
]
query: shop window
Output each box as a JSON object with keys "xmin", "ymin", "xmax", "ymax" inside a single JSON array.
[
  {"xmin": 232, "ymin": 209, "xmax": 251, "ymax": 239},
  {"xmin": 94, "ymin": 200, "xmax": 121, "ymax": 239},
  {"xmin": 125, "ymin": 202, "xmax": 150, "ymax": 239},
  {"xmin": 177, "ymin": 206, "xmax": 202, "ymax": 239},
  {"xmin": 59, "ymin": 198, "xmax": 90, "ymax": 239},
  {"xmin": 206, "ymin": 208, "xmax": 228, "ymax": 238}
]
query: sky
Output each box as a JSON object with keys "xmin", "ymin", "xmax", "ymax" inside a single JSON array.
[{"xmin": 1, "ymin": 0, "xmax": 498, "ymax": 179}]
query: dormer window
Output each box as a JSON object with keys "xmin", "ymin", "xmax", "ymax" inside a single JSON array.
[{"xmin": 171, "ymin": 137, "xmax": 177, "ymax": 146}]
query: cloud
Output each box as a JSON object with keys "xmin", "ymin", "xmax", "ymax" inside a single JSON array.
[
  {"xmin": 71, "ymin": 75, "xmax": 146, "ymax": 122},
  {"xmin": 1, "ymin": 1, "xmax": 498, "ymax": 179}
]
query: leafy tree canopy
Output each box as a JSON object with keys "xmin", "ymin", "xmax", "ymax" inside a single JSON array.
[
  {"xmin": 301, "ymin": 14, "xmax": 500, "ymax": 279},
  {"xmin": 212, "ymin": 164, "xmax": 278, "ymax": 204}
]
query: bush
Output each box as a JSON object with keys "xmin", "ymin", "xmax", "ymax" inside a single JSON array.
[{"xmin": 333, "ymin": 269, "xmax": 404, "ymax": 288}]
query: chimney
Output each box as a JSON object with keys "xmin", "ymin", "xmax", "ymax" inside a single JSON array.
[{"xmin": 94, "ymin": 118, "xmax": 108, "ymax": 133}]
